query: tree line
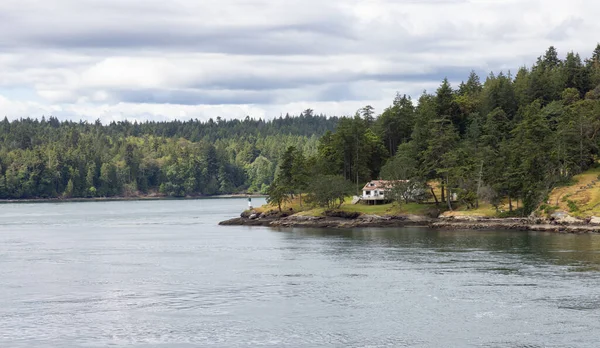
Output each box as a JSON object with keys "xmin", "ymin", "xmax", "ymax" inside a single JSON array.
[{"xmin": 0, "ymin": 112, "xmax": 337, "ymax": 199}]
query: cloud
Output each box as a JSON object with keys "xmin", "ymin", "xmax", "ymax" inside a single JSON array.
[{"xmin": 0, "ymin": 0, "xmax": 598, "ymax": 122}]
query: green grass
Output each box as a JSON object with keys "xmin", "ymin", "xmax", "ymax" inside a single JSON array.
[
  {"xmin": 256, "ymin": 197, "xmax": 447, "ymax": 218},
  {"xmin": 339, "ymin": 202, "xmax": 399, "ymax": 215},
  {"xmin": 295, "ymin": 207, "xmax": 327, "ymax": 216}
]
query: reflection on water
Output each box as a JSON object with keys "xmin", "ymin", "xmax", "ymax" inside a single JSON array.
[
  {"xmin": 283, "ymin": 227, "xmax": 600, "ymax": 268},
  {"xmin": 0, "ymin": 199, "xmax": 599, "ymax": 347}
]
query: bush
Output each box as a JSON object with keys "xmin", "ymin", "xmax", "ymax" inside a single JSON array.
[
  {"xmin": 567, "ymin": 200, "xmax": 579, "ymax": 213},
  {"xmin": 498, "ymin": 208, "xmax": 525, "ymax": 218}
]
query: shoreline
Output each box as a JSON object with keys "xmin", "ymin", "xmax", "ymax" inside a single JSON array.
[
  {"xmin": 0, "ymin": 194, "xmax": 266, "ymax": 204},
  {"xmin": 219, "ymin": 214, "xmax": 600, "ymax": 233}
]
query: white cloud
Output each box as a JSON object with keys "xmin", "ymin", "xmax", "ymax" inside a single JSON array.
[{"xmin": 0, "ymin": 0, "xmax": 597, "ymax": 122}]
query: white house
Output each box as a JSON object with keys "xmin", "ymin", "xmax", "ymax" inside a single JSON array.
[
  {"xmin": 361, "ymin": 179, "xmax": 431, "ymax": 205},
  {"xmin": 361, "ymin": 180, "xmax": 405, "ymax": 204}
]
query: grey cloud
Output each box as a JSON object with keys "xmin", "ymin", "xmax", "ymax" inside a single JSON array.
[
  {"xmin": 546, "ymin": 17, "xmax": 583, "ymax": 41},
  {"xmin": 111, "ymin": 88, "xmax": 275, "ymax": 105},
  {"xmin": 26, "ymin": 23, "xmax": 354, "ymax": 55},
  {"xmin": 316, "ymin": 84, "xmax": 362, "ymax": 102},
  {"xmin": 0, "ymin": 0, "xmax": 598, "ymax": 122},
  {"xmin": 59, "ymin": 65, "xmax": 490, "ymax": 108},
  {"xmin": 0, "ymin": 1, "xmax": 479, "ymax": 58},
  {"xmin": 187, "ymin": 66, "xmax": 475, "ymax": 93},
  {"xmin": 0, "ymin": 0, "xmax": 357, "ymax": 56}
]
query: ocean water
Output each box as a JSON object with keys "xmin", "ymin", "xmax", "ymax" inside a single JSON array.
[{"xmin": 1, "ymin": 198, "xmax": 599, "ymax": 347}]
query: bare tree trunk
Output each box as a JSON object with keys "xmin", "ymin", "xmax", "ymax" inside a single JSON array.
[
  {"xmin": 430, "ymin": 187, "xmax": 439, "ymax": 205},
  {"xmin": 476, "ymin": 160, "xmax": 483, "ymax": 209},
  {"xmin": 440, "ymin": 180, "xmax": 445, "ymax": 203},
  {"xmin": 446, "ymin": 176, "xmax": 452, "ymax": 211},
  {"xmin": 509, "ymin": 196, "xmax": 513, "ymax": 212}
]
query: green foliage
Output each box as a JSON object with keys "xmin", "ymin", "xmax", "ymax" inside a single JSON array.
[
  {"xmin": 306, "ymin": 175, "xmax": 354, "ymax": 209},
  {"xmin": 0, "ymin": 116, "xmax": 336, "ymax": 199},
  {"xmin": 376, "ymin": 94, "xmax": 415, "ymax": 156},
  {"xmin": 567, "ymin": 200, "xmax": 579, "ymax": 213},
  {"xmin": 63, "ymin": 179, "xmax": 74, "ymax": 198},
  {"xmin": 380, "ymin": 143, "xmax": 417, "ymax": 180},
  {"xmin": 317, "ymin": 115, "xmax": 388, "ymax": 187},
  {"xmin": 266, "ymin": 181, "xmax": 291, "ymax": 212},
  {"xmin": 387, "ymin": 180, "xmax": 429, "ymax": 205}
]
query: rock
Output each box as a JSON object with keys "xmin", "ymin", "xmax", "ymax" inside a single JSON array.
[
  {"xmin": 450, "ymin": 215, "xmax": 480, "ymax": 222},
  {"xmin": 590, "ymin": 216, "xmax": 600, "ymax": 225},
  {"xmin": 249, "ymin": 214, "xmax": 258, "ymax": 220},
  {"xmin": 551, "ymin": 211, "xmax": 568, "ymax": 219},
  {"xmin": 358, "ymin": 214, "xmax": 388, "ymax": 223},
  {"xmin": 324, "ymin": 210, "xmax": 360, "ymax": 219},
  {"xmin": 288, "ymin": 215, "xmax": 322, "ymax": 222},
  {"xmin": 241, "ymin": 210, "xmax": 257, "ymax": 218},
  {"xmin": 360, "ymin": 214, "xmax": 386, "ymax": 220},
  {"xmin": 219, "ymin": 217, "xmax": 272, "ymax": 226},
  {"xmin": 551, "ymin": 212, "xmax": 584, "ymax": 225}
]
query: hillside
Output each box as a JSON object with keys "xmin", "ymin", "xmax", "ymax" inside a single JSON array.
[{"xmin": 544, "ymin": 166, "xmax": 600, "ymax": 218}]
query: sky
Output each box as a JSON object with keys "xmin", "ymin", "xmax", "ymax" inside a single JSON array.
[{"xmin": 0, "ymin": 0, "xmax": 598, "ymax": 123}]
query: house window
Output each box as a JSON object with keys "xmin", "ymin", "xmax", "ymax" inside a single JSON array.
[{"xmin": 365, "ymin": 191, "xmax": 371, "ymax": 196}]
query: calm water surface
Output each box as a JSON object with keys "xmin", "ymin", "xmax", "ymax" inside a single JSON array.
[{"xmin": 1, "ymin": 198, "xmax": 600, "ymax": 347}]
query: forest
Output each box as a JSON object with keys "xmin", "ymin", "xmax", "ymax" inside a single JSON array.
[
  {"xmin": 1, "ymin": 44, "xmax": 600, "ymax": 216},
  {"xmin": 0, "ymin": 113, "xmax": 337, "ymax": 199}
]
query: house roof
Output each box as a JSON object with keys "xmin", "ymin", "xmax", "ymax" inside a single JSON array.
[{"xmin": 362, "ymin": 180, "xmax": 408, "ymax": 191}]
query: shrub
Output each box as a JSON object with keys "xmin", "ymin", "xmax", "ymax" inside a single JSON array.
[
  {"xmin": 498, "ymin": 208, "xmax": 525, "ymax": 218},
  {"xmin": 567, "ymin": 200, "xmax": 579, "ymax": 213}
]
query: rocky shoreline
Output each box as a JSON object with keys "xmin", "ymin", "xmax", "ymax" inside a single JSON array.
[
  {"xmin": 219, "ymin": 212, "xmax": 600, "ymax": 233},
  {"xmin": 220, "ymin": 213, "xmax": 434, "ymax": 228}
]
